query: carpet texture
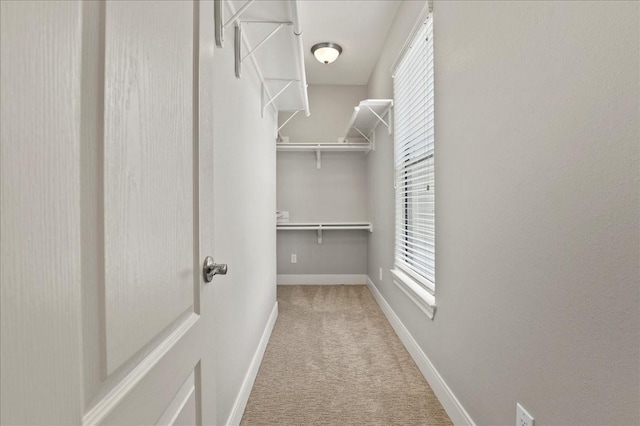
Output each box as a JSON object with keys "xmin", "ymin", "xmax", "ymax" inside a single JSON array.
[{"xmin": 241, "ymin": 285, "xmax": 452, "ymax": 425}]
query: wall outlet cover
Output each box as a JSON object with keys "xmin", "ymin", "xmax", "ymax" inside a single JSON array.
[
  {"xmin": 379, "ymin": 267, "xmax": 383, "ymax": 281},
  {"xmin": 290, "ymin": 254, "xmax": 297, "ymax": 264},
  {"xmin": 516, "ymin": 403, "xmax": 534, "ymax": 426}
]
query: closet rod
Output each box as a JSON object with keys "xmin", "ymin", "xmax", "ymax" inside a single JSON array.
[{"xmin": 290, "ymin": 0, "xmax": 310, "ymax": 116}]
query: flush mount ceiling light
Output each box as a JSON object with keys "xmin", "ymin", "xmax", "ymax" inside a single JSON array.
[{"xmin": 311, "ymin": 42, "xmax": 342, "ymax": 64}]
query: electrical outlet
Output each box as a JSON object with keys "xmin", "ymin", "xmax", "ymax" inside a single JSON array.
[
  {"xmin": 379, "ymin": 267, "xmax": 383, "ymax": 281},
  {"xmin": 516, "ymin": 403, "xmax": 534, "ymax": 426},
  {"xmin": 291, "ymin": 254, "xmax": 297, "ymax": 264}
]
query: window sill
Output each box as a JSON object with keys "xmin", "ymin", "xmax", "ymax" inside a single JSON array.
[{"xmin": 391, "ymin": 268, "xmax": 436, "ymax": 320}]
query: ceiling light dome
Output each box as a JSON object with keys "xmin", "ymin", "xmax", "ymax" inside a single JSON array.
[{"xmin": 311, "ymin": 42, "xmax": 342, "ymax": 64}]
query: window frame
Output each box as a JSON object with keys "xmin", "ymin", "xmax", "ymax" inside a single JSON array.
[{"xmin": 391, "ymin": 10, "xmax": 436, "ymax": 319}]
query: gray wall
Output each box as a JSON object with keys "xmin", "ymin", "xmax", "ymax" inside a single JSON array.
[
  {"xmin": 367, "ymin": 1, "xmax": 426, "ymax": 99},
  {"xmin": 277, "ymin": 85, "xmax": 369, "ymax": 276},
  {"xmin": 212, "ymin": 30, "xmax": 278, "ymax": 425},
  {"xmin": 279, "ymin": 85, "xmax": 367, "ymax": 142},
  {"xmin": 367, "ymin": 1, "xmax": 640, "ymax": 425},
  {"xmin": 277, "ymin": 152, "xmax": 368, "ymax": 223}
]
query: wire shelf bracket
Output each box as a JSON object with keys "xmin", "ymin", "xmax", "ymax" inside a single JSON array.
[
  {"xmin": 278, "ymin": 110, "xmax": 301, "ymax": 132},
  {"xmin": 352, "ymin": 127, "xmax": 372, "ymax": 144},
  {"xmin": 215, "ymin": 0, "xmax": 310, "ymax": 117},
  {"xmin": 235, "ymin": 22, "xmax": 292, "ymax": 79},
  {"xmin": 215, "ymin": 0, "xmax": 256, "ymax": 47},
  {"xmin": 261, "ymin": 79, "xmax": 298, "ymax": 118},
  {"xmin": 316, "ymin": 146, "xmax": 321, "ymax": 170},
  {"xmin": 365, "ymin": 104, "xmax": 391, "ymax": 135},
  {"xmin": 344, "ymin": 99, "xmax": 394, "ymax": 148}
]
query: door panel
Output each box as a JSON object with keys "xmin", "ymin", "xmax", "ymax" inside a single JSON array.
[
  {"xmin": 1, "ymin": 1, "xmax": 217, "ymax": 423},
  {"xmin": 173, "ymin": 390, "xmax": 198, "ymax": 426},
  {"xmin": 156, "ymin": 370, "xmax": 197, "ymax": 425},
  {"xmin": 81, "ymin": 0, "xmax": 215, "ymax": 424},
  {"xmin": 103, "ymin": 0, "xmax": 197, "ymax": 373},
  {"xmin": 97, "ymin": 335, "xmax": 201, "ymax": 425}
]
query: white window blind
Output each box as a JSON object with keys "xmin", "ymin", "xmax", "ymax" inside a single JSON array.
[{"xmin": 393, "ymin": 15, "xmax": 434, "ymax": 293}]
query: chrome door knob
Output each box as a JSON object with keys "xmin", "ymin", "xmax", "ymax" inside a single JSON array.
[{"xmin": 203, "ymin": 256, "xmax": 227, "ymax": 282}]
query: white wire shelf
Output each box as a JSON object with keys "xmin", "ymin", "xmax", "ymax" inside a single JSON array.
[
  {"xmin": 276, "ymin": 142, "xmax": 371, "ymax": 152},
  {"xmin": 215, "ymin": 0, "xmax": 310, "ymax": 119},
  {"xmin": 276, "ymin": 142, "xmax": 372, "ymax": 169},
  {"xmin": 345, "ymin": 99, "xmax": 394, "ymax": 144},
  {"xmin": 276, "ymin": 222, "xmax": 373, "ymax": 244}
]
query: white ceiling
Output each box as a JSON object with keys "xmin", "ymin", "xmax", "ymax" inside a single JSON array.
[{"xmin": 298, "ymin": 1, "xmax": 401, "ymax": 86}]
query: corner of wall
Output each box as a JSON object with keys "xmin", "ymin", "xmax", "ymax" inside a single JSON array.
[
  {"xmin": 213, "ymin": 33, "xmax": 279, "ymax": 425},
  {"xmin": 365, "ymin": 276, "xmax": 475, "ymax": 426},
  {"xmin": 224, "ymin": 302, "xmax": 278, "ymax": 426}
]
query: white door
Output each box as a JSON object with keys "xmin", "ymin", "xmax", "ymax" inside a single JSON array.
[{"xmin": 1, "ymin": 1, "xmax": 219, "ymax": 424}]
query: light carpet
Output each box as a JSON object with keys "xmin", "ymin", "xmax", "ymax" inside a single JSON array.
[{"xmin": 241, "ymin": 285, "xmax": 452, "ymax": 425}]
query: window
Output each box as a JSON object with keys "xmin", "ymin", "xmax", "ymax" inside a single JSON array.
[{"xmin": 392, "ymin": 14, "xmax": 435, "ymax": 318}]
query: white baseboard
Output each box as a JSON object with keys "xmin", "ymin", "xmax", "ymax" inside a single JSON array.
[
  {"xmin": 366, "ymin": 277, "xmax": 475, "ymax": 426},
  {"xmin": 225, "ymin": 301, "xmax": 278, "ymax": 426},
  {"xmin": 277, "ymin": 274, "xmax": 367, "ymax": 285}
]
